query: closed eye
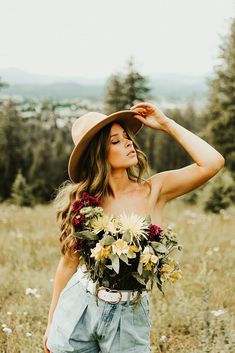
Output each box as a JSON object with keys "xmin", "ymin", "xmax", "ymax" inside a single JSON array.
[{"xmin": 111, "ymin": 130, "xmax": 131, "ymax": 144}]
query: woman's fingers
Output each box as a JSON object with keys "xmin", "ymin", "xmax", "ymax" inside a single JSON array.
[
  {"xmin": 132, "ymin": 107, "xmax": 148, "ymax": 117},
  {"xmin": 43, "ymin": 334, "xmax": 50, "ymax": 352},
  {"xmin": 130, "ymin": 102, "xmax": 153, "ymax": 110}
]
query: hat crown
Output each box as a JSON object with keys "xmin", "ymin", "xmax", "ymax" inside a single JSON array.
[{"xmin": 72, "ymin": 112, "xmax": 107, "ymax": 145}]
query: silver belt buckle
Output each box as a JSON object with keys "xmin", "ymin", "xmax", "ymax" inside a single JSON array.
[{"xmin": 97, "ymin": 286, "xmax": 122, "ymax": 304}]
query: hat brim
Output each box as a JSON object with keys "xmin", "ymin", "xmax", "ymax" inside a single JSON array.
[{"xmin": 68, "ymin": 110, "xmax": 143, "ymax": 183}]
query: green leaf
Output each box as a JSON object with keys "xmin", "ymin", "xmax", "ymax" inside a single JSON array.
[
  {"xmin": 151, "ymin": 242, "xmax": 168, "ymax": 254},
  {"xmin": 100, "ymin": 234, "xmax": 115, "ymax": 246},
  {"xmin": 102, "ymin": 278, "xmax": 110, "ymax": 287},
  {"xmin": 132, "ymin": 273, "xmax": 146, "ymax": 285},
  {"xmin": 74, "ymin": 230, "xmax": 98, "ymax": 240},
  {"xmin": 122, "ymin": 230, "xmax": 132, "ymax": 242},
  {"xmin": 156, "ymin": 282, "xmax": 164, "ymax": 294},
  {"xmin": 105, "ymin": 264, "xmax": 113, "ymax": 270},
  {"xmin": 119, "ymin": 253, "xmax": 130, "ymax": 265},
  {"xmin": 146, "ymin": 279, "xmax": 153, "ymax": 291},
  {"xmin": 94, "ymin": 260, "xmax": 100, "ymax": 276},
  {"xmin": 137, "ymin": 260, "xmax": 143, "ymax": 276},
  {"xmin": 109, "ymin": 254, "xmax": 120, "ymax": 274}
]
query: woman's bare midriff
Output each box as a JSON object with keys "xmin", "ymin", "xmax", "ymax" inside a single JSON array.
[{"xmin": 100, "ymin": 178, "xmax": 165, "ymax": 227}]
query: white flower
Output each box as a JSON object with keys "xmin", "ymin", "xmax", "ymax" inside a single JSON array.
[
  {"xmin": 112, "ymin": 239, "xmax": 129, "ymax": 257},
  {"xmin": 25, "ymin": 287, "xmax": 38, "ymax": 295},
  {"xmin": 25, "ymin": 332, "xmax": 32, "ymax": 337},
  {"xmin": 213, "ymin": 246, "xmax": 219, "ymax": 252},
  {"xmin": 90, "ymin": 214, "xmax": 119, "ymax": 235},
  {"xmin": 159, "ymin": 335, "xmax": 167, "ymax": 342},
  {"xmin": 7, "ymin": 311, "xmax": 12, "ymax": 315},
  {"xmin": 3, "ymin": 327, "xmax": 12, "ymax": 334},
  {"xmin": 25, "ymin": 287, "xmax": 40, "ymax": 298},
  {"xmin": 211, "ymin": 309, "xmax": 226, "ymax": 317},
  {"xmin": 118, "ymin": 212, "xmax": 149, "ymax": 241}
]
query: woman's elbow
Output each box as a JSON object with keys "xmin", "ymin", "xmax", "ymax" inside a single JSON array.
[{"xmin": 215, "ymin": 155, "xmax": 225, "ymax": 170}]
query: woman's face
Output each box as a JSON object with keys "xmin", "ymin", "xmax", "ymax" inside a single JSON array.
[{"xmin": 108, "ymin": 123, "xmax": 138, "ymax": 169}]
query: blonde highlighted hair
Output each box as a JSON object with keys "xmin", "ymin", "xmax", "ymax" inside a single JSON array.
[{"xmin": 52, "ymin": 121, "xmax": 152, "ymax": 259}]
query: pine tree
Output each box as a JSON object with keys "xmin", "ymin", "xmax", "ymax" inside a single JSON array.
[
  {"xmin": 123, "ymin": 56, "xmax": 151, "ymax": 108},
  {"xmin": 0, "ymin": 101, "xmax": 26, "ymax": 199},
  {"xmin": 10, "ymin": 169, "xmax": 34, "ymax": 207},
  {"xmin": 103, "ymin": 73, "xmax": 127, "ymax": 114},
  {"xmin": 103, "ymin": 56, "xmax": 151, "ymax": 114},
  {"xmin": 204, "ymin": 19, "xmax": 235, "ymax": 177}
]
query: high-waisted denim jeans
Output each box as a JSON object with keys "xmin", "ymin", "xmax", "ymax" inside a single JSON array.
[{"xmin": 46, "ymin": 270, "xmax": 151, "ymax": 353}]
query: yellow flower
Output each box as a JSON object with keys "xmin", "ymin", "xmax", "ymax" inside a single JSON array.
[
  {"xmin": 160, "ymin": 259, "xmax": 182, "ymax": 282},
  {"xmin": 127, "ymin": 244, "xmax": 140, "ymax": 258},
  {"xmin": 140, "ymin": 246, "xmax": 158, "ymax": 270},
  {"xmin": 90, "ymin": 214, "xmax": 119, "ymax": 235},
  {"xmin": 112, "ymin": 239, "xmax": 129, "ymax": 257},
  {"xmin": 118, "ymin": 212, "xmax": 149, "ymax": 241},
  {"xmin": 170, "ymin": 270, "xmax": 182, "ymax": 281},
  {"xmin": 90, "ymin": 243, "xmax": 111, "ymax": 261},
  {"xmin": 161, "ymin": 264, "xmax": 173, "ymax": 273}
]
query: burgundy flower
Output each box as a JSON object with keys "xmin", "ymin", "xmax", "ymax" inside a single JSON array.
[
  {"xmin": 72, "ymin": 192, "xmax": 101, "ymax": 231},
  {"xmin": 81, "ymin": 191, "xmax": 101, "ymax": 207},
  {"xmin": 72, "ymin": 199, "xmax": 84, "ymax": 212},
  {"xmin": 148, "ymin": 224, "xmax": 163, "ymax": 242},
  {"xmin": 73, "ymin": 213, "xmax": 85, "ymax": 227}
]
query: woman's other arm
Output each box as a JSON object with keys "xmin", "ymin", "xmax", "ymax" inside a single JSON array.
[{"xmin": 43, "ymin": 254, "xmax": 79, "ymax": 352}]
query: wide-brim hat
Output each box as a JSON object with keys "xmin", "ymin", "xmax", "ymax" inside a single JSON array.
[{"xmin": 68, "ymin": 110, "xmax": 143, "ymax": 183}]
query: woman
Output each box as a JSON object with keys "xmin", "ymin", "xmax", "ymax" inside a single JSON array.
[{"xmin": 43, "ymin": 102, "xmax": 224, "ymax": 353}]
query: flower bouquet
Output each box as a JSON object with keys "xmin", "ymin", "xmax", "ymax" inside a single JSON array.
[{"xmin": 71, "ymin": 191, "xmax": 182, "ymax": 304}]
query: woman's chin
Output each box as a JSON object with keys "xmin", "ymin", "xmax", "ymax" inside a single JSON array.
[{"xmin": 127, "ymin": 160, "xmax": 138, "ymax": 167}]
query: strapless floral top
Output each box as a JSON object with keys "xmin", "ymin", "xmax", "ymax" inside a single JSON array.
[{"xmin": 72, "ymin": 191, "xmax": 182, "ymax": 295}]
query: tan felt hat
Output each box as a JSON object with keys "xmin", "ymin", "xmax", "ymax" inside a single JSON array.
[{"xmin": 68, "ymin": 110, "xmax": 143, "ymax": 183}]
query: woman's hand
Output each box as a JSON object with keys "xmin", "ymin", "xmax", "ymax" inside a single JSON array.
[
  {"xmin": 129, "ymin": 102, "xmax": 172, "ymax": 131},
  {"xmin": 43, "ymin": 325, "xmax": 51, "ymax": 352}
]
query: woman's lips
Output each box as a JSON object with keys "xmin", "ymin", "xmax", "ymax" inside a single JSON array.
[{"xmin": 127, "ymin": 151, "xmax": 137, "ymax": 156}]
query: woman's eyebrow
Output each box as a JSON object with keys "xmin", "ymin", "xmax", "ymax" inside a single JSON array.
[{"xmin": 110, "ymin": 130, "xmax": 126, "ymax": 137}]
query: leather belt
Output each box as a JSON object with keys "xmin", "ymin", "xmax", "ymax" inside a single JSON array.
[{"xmin": 76, "ymin": 265, "xmax": 147, "ymax": 304}]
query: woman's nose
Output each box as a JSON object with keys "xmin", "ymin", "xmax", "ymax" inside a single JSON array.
[{"xmin": 125, "ymin": 139, "xmax": 132, "ymax": 147}]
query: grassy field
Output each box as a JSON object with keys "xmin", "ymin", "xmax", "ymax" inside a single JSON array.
[{"xmin": 0, "ymin": 199, "xmax": 234, "ymax": 353}]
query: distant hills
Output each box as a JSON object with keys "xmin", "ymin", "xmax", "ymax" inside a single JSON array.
[{"xmin": 0, "ymin": 67, "xmax": 212, "ymax": 101}]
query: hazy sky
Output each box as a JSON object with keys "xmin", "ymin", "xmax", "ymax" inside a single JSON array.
[{"xmin": 0, "ymin": 0, "xmax": 234, "ymax": 78}]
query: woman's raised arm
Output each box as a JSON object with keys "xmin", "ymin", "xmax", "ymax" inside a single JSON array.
[{"xmin": 130, "ymin": 102, "xmax": 225, "ymax": 203}]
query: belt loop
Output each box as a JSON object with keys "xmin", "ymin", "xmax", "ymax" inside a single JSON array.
[{"xmin": 127, "ymin": 291, "xmax": 131, "ymax": 305}]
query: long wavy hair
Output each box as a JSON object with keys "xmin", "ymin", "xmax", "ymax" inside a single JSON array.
[{"xmin": 52, "ymin": 120, "xmax": 152, "ymax": 259}]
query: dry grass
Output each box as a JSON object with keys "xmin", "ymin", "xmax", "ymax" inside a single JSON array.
[{"xmin": 0, "ymin": 199, "xmax": 234, "ymax": 353}]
